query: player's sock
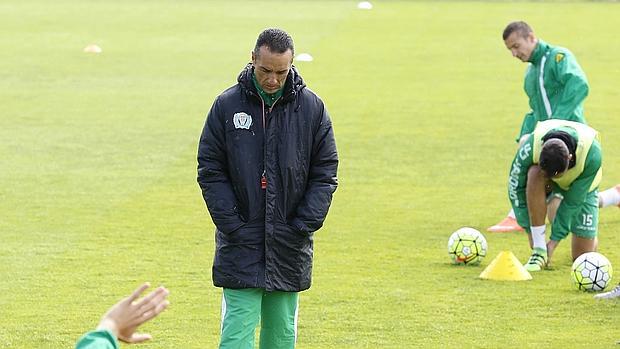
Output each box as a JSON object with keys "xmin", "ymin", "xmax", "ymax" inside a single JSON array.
[
  {"xmin": 530, "ymin": 225, "xmax": 547, "ymax": 250},
  {"xmin": 599, "ymin": 185, "xmax": 620, "ymax": 208}
]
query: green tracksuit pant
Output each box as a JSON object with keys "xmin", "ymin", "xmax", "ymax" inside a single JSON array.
[{"xmin": 220, "ymin": 288, "xmax": 299, "ymax": 349}]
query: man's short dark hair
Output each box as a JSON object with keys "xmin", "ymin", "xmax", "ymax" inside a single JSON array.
[
  {"xmin": 503, "ymin": 21, "xmax": 533, "ymax": 41},
  {"xmin": 254, "ymin": 28, "xmax": 294, "ymax": 56},
  {"xmin": 539, "ymin": 139, "xmax": 570, "ymax": 177}
]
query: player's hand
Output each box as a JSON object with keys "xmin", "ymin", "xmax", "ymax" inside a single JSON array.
[{"xmin": 97, "ymin": 283, "xmax": 170, "ymax": 343}]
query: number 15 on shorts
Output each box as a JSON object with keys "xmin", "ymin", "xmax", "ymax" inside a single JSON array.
[{"xmin": 582, "ymin": 214, "xmax": 594, "ymax": 226}]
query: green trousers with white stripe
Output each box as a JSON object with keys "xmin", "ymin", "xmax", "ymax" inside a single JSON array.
[{"xmin": 220, "ymin": 288, "xmax": 299, "ymax": 349}]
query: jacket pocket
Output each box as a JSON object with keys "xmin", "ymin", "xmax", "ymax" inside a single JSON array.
[{"xmin": 273, "ymin": 224, "xmax": 313, "ymax": 265}]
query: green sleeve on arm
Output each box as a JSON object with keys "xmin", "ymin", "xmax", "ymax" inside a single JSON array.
[
  {"xmin": 517, "ymin": 112, "xmax": 537, "ymax": 142},
  {"xmin": 549, "ymin": 51, "xmax": 589, "ymax": 122},
  {"xmin": 550, "ymin": 141, "xmax": 601, "ymax": 241},
  {"xmin": 75, "ymin": 329, "xmax": 119, "ymax": 349},
  {"xmin": 508, "ymin": 135, "xmax": 534, "ymax": 231}
]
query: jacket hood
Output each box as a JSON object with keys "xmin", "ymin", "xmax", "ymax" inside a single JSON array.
[{"xmin": 237, "ymin": 63, "xmax": 306, "ymax": 104}]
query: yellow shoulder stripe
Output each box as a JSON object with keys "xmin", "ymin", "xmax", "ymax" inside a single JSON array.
[{"xmin": 555, "ymin": 53, "xmax": 564, "ymax": 63}]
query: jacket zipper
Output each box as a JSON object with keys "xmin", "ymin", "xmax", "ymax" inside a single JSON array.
[
  {"xmin": 261, "ymin": 97, "xmax": 281, "ymax": 191},
  {"xmin": 260, "ymin": 97, "xmax": 267, "ymax": 190}
]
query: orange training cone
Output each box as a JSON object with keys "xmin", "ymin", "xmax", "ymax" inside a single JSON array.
[{"xmin": 479, "ymin": 251, "xmax": 532, "ymax": 281}]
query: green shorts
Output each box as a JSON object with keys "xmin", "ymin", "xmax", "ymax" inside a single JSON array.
[
  {"xmin": 553, "ymin": 189, "xmax": 598, "ymax": 240},
  {"xmin": 513, "ymin": 190, "xmax": 598, "ymax": 240}
]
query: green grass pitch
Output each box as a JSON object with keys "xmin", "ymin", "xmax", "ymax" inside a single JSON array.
[{"xmin": 1, "ymin": 1, "xmax": 620, "ymax": 348}]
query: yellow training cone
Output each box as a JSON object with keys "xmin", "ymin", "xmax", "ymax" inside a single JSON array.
[{"xmin": 479, "ymin": 251, "xmax": 532, "ymax": 281}]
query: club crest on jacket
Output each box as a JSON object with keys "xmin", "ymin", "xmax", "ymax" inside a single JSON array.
[{"xmin": 233, "ymin": 112, "xmax": 252, "ymax": 129}]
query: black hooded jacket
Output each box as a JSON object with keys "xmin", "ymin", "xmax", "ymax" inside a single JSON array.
[{"xmin": 197, "ymin": 64, "xmax": 338, "ymax": 291}]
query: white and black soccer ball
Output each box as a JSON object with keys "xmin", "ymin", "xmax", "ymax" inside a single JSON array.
[
  {"xmin": 571, "ymin": 252, "xmax": 613, "ymax": 292},
  {"xmin": 447, "ymin": 227, "xmax": 487, "ymax": 265}
]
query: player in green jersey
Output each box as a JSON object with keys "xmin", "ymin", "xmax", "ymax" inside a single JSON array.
[
  {"xmin": 490, "ymin": 21, "xmax": 620, "ymax": 233},
  {"xmin": 508, "ymin": 120, "xmax": 602, "ymax": 271}
]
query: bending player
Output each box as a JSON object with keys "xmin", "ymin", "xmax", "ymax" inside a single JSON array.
[
  {"xmin": 508, "ymin": 119, "xmax": 601, "ymax": 271},
  {"xmin": 490, "ymin": 21, "xmax": 619, "ymax": 233}
]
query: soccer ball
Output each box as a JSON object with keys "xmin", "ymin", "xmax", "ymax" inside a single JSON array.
[
  {"xmin": 447, "ymin": 227, "xmax": 487, "ymax": 265},
  {"xmin": 571, "ymin": 252, "xmax": 613, "ymax": 292}
]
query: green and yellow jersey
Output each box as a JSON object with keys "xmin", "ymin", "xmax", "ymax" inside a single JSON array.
[{"xmin": 509, "ymin": 120, "xmax": 602, "ymax": 240}]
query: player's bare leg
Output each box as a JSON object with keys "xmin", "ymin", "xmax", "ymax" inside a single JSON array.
[
  {"xmin": 524, "ymin": 165, "xmax": 549, "ymax": 271},
  {"xmin": 571, "ymin": 235, "xmax": 597, "ymax": 261}
]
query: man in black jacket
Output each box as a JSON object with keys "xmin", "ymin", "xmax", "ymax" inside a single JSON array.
[{"xmin": 197, "ymin": 28, "xmax": 338, "ymax": 349}]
